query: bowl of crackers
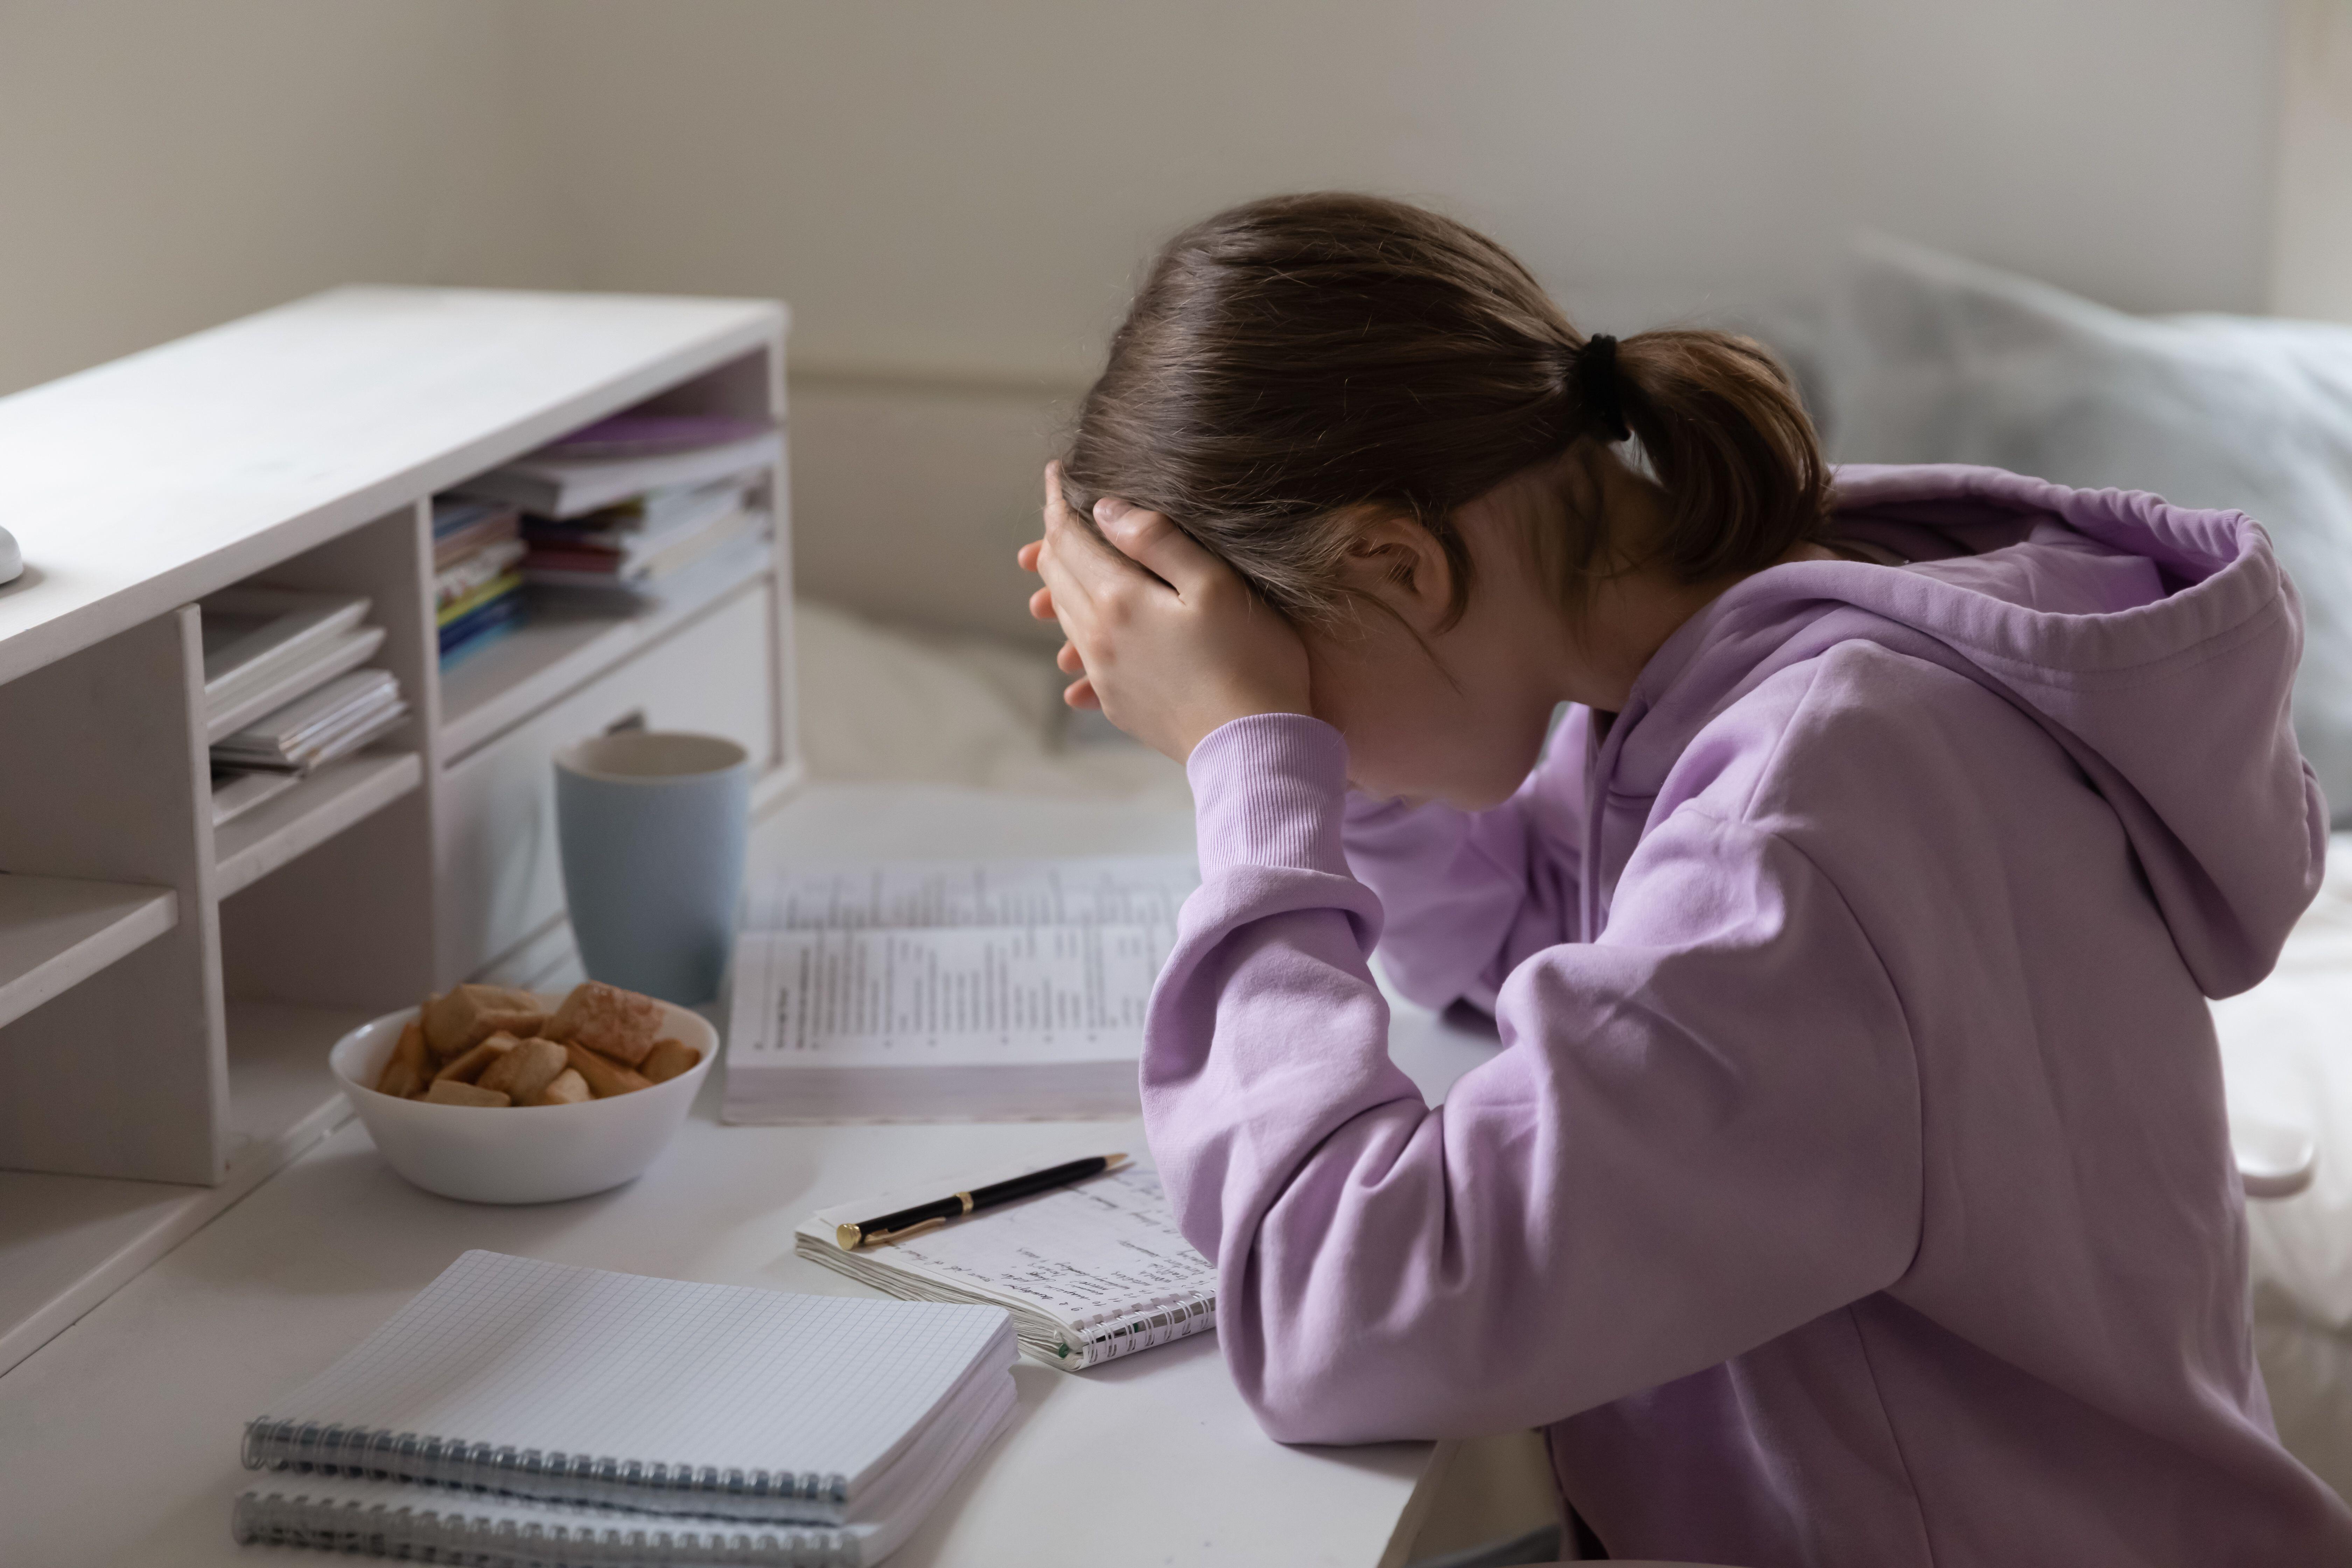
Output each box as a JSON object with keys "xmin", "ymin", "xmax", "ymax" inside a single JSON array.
[{"xmin": 328, "ymin": 980, "xmax": 716, "ymax": 1204}]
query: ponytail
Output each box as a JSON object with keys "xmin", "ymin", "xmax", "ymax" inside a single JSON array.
[{"xmin": 1609, "ymin": 329, "xmax": 1829, "ymax": 582}]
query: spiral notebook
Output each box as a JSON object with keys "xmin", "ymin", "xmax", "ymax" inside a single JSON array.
[
  {"xmin": 794, "ymin": 1160, "xmax": 1218, "ymax": 1370},
  {"xmin": 234, "ymin": 1251, "xmax": 1016, "ymax": 1566}
]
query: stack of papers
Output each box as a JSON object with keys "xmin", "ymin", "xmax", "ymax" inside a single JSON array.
[
  {"xmin": 201, "ymin": 589, "xmax": 383, "ymax": 742},
  {"xmin": 522, "ymin": 475, "xmax": 764, "ymax": 588},
  {"xmin": 430, "ymin": 497, "xmax": 527, "ymax": 665},
  {"xmin": 211, "ymin": 669, "xmax": 407, "ymax": 775},
  {"xmin": 445, "ymin": 414, "xmax": 776, "ymax": 605},
  {"xmin": 455, "ymin": 419, "xmax": 779, "ymax": 520},
  {"xmin": 200, "ymin": 588, "xmax": 408, "ymax": 824}
]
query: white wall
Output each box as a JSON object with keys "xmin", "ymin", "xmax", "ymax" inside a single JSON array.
[
  {"xmin": 2274, "ymin": 0, "xmax": 2352, "ymax": 322},
  {"xmin": 504, "ymin": 0, "xmax": 2286, "ymax": 640},
  {"xmin": 0, "ymin": 0, "xmax": 573, "ymax": 400},
  {"xmin": 514, "ymin": 0, "xmax": 2282, "ymax": 382},
  {"xmin": 0, "ymin": 1, "xmax": 2291, "ymax": 642}
]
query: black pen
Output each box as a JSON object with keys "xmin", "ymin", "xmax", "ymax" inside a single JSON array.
[{"xmin": 835, "ymin": 1153, "xmax": 1129, "ymax": 1250}]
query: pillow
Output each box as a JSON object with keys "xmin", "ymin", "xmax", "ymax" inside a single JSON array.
[{"xmin": 1819, "ymin": 238, "xmax": 2352, "ymax": 822}]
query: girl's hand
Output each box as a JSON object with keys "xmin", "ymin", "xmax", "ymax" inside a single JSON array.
[{"xmin": 1018, "ymin": 463, "xmax": 1309, "ymax": 762}]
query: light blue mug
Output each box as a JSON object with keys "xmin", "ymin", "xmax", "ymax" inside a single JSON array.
[{"xmin": 553, "ymin": 730, "xmax": 750, "ymax": 1007}]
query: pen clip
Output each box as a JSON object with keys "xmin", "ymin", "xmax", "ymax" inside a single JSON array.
[{"xmin": 862, "ymin": 1216, "xmax": 948, "ymax": 1248}]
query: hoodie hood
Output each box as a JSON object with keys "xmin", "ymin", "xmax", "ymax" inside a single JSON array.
[{"xmin": 1611, "ymin": 463, "xmax": 2328, "ymax": 1000}]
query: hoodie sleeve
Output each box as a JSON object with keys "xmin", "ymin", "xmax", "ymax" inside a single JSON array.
[
  {"xmin": 1149, "ymin": 714, "xmax": 1923, "ymax": 1442},
  {"xmin": 1339, "ymin": 709, "xmax": 1590, "ymax": 1013}
]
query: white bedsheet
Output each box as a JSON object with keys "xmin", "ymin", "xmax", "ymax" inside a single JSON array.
[
  {"xmin": 793, "ymin": 597, "xmax": 1190, "ymax": 808},
  {"xmin": 2216, "ymin": 833, "xmax": 2352, "ymax": 1493}
]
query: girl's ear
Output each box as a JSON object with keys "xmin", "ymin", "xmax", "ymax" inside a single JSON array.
[{"xmin": 1335, "ymin": 515, "xmax": 1456, "ymax": 631}]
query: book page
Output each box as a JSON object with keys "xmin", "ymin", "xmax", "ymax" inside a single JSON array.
[
  {"xmin": 744, "ymin": 854, "xmax": 1198, "ymax": 932},
  {"xmin": 732, "ymin": 923, "xmax": 1170, "ymax": 1066},
  {"xmin": 810, "ymin": 1167, "xmax": 1216, "ymax": 1331}
]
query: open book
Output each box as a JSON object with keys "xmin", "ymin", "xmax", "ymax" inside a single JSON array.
[
  {"xmin": 723, "ymin": 855, "xmax": 1198, "ymax": 1123},
  {"xmin": 796, "ymin": 1158, "xmax": 1217, "ymax": 1370},
  {"xmin": 233, "ymin": 1251, "xmax": 1015, "ymax": 1567}
]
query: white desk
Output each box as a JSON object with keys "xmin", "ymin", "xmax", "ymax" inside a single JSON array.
[{"xmin": 0, "ymin": 782, "xmax": 1505, "ymax": 1567}]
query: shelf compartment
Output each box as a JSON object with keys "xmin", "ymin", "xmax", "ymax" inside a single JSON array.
[
  {"xmin": 0, "ymin": 875, "xmax": 178, "ymax": 1034},
  {"xmin": 438, "ymin": 533, "xmax": 773, "ymax": 761},
  {"xmin": 213, "ymin": 752, "xmax": 424, "ymax": 899},
  {"xmin": 224, "ymin": 998, "xmax": 372, "ymax": 1160},
  {"xmin": 0, "ymin": 998, "xmax": 369, "ymax": 1376}
]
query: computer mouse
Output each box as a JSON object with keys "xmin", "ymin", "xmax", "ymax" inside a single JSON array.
[{"xmin": 0, "ymin": 525, "xmax": 18, "ymax": 586}]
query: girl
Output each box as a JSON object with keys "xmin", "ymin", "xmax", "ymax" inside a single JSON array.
[{"xmin": 1020, "ymin": 195, "xmax": 2352, "ymax": 1566}]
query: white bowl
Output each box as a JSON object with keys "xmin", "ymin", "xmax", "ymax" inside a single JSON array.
[{"xmin": 328, "ymin": 993, "xmax": 716, "ymax": 1204}]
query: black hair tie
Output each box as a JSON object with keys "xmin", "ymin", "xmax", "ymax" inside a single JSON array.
[{"xmin": 1573, "ymin": 334, "xmax": 1631, "ymax": 444}]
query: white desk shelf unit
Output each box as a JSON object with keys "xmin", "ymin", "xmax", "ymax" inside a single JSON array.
[{"xmin": 0, "ymin": 287, "xmax": 797, "ymax": 1373}]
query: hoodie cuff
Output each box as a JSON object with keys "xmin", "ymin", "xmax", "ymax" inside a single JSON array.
[{"xmin": 1186, "ymin": 714, "xmax": 1351, "ymax": 880}]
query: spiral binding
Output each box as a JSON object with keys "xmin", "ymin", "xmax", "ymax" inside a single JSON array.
[
  {"xmin": 1071, "ymin": 1290, "xmax": 1217, "ymax": 1366},
  {"xmin": 233, "ymin": 1486, "xmax": 862, "ymax": 1568},
  {"xmin": 241, "ymin": 1419, "xmax": 850, "ymax": 1525}
]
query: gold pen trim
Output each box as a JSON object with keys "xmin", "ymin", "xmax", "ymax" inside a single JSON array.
[
  {"xmin": 835, "ymin": 1223, "xmax": 863, "ymax": 1251},
  {"xmin": 865, "ymin": 1216, "xmax": 947, "ymax": 1246},
  {"xmin": 955, "ymin": 1191, "xmax": 975, "ymax": 1214}
]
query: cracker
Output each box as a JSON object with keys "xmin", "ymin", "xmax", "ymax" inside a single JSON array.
[
  {"xmin": 374, "ymin": 1020, "xmax": 431, "ymax": 1098},
  {"xmin": 478, "ymin": 1036, "xmax": 567, "ymax": 1103},
  {"xmin": 564, "ymin": 1041, "xmax": 652, "ymax": 1098},
  {"xmin": 544, "ymin": 981, "xmax": 664, "ymax": 1067},
  {"xmin": 421, "ymin": 984, "xmax": 547, "ymax": 1059},
  {"xmin": 528, "ymin": 1068, "xmax": 591, "ymax": 1107},
  {"xmin": 423, "ymin": 1079, "xmax": 511, "ymax": 1108},
  {"xmin": 434, "ymin": 1033, "xmax": 517, "ymax": 1086},
  {"xmin": 639, "ymin": 1038, "xmax": 702, "ymax": 1085}
]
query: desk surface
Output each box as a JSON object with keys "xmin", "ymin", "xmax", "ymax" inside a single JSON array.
[{"xmin": 0, "ymin": 782, "xmax": 1502, "ymax": 1567}]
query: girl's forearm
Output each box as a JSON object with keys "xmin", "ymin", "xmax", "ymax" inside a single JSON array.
[{"xmin": 1149, "ymin": 715, "xmax": 1923, "ymax": 1444}]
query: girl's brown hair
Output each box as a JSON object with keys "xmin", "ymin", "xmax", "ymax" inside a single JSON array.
[{"xmin": 1060, "ymin": 192, "xmax": 1827, "ymax": 628}]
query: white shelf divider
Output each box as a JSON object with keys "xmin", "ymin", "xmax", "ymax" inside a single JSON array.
[
  {"xmin": 212, "ymin": 752, "xmax": 425, "ymax": 899},
  {"xmin": 0, "ymin": 875, "xmax": 178, "ymax": 1034}
]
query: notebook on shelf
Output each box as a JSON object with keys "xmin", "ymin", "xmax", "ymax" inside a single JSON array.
[
  {"xmin": 204, "ymin": 623, "xmax": 386, "ymax": 744},
  {"xmin": 199, "ymin": 587, "xmax": 371, "ymax": 708},
  {"xmin": 796, "ymin": 1158, "xmax": 1217, "ymax": 1371},
  {"xmin": 723, "ymin": 854, "xmax": 1199, "ymax": 1124},
  {"xmin": 235, "ymin": 1250, "xmax": 1017, "ymax": 1566},
  {"xmin": 455, "ymin": 427, "xmax": 780, "ymax": 519},
  {"xmin": 211, "ymin": 668, "xmax": 408, "ymax": 772}
]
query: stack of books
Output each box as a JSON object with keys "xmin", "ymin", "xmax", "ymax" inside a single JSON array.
[
  {"xmin": 200, "ymin": 588, "xmax": 410, "ymax": 826},
  {"xmin": 522, "ymin": 474, "xmax": 762, "ymax": 587},
  {"xmin": 453, "ymin": 414, "xmax": 778, "ymax": 594},
  {"xmin": 430, "ymin": 497, "xmax": 527, "ymax": 665},
  {"xmin": 230, "ymin": 1251, "xmax": 1017, "ymax": 1567}
]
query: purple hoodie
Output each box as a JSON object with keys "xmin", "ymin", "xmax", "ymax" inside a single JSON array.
[{"xmin": 1146, "ymin": 466, "xmax": 2349, "ymax": 1566}]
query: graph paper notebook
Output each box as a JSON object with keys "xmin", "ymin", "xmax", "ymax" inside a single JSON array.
[
  {"xmin": 237, "ymin": 1250, "xmax": 1016, "ymax": 1558},
  {"xmin": 795, "ymin": 1161, "xmax": 1217, "ymax": 1370},
  {"xmin": 725, "ymin": 855, "xmax": 1198, "ymax": 1124}
]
